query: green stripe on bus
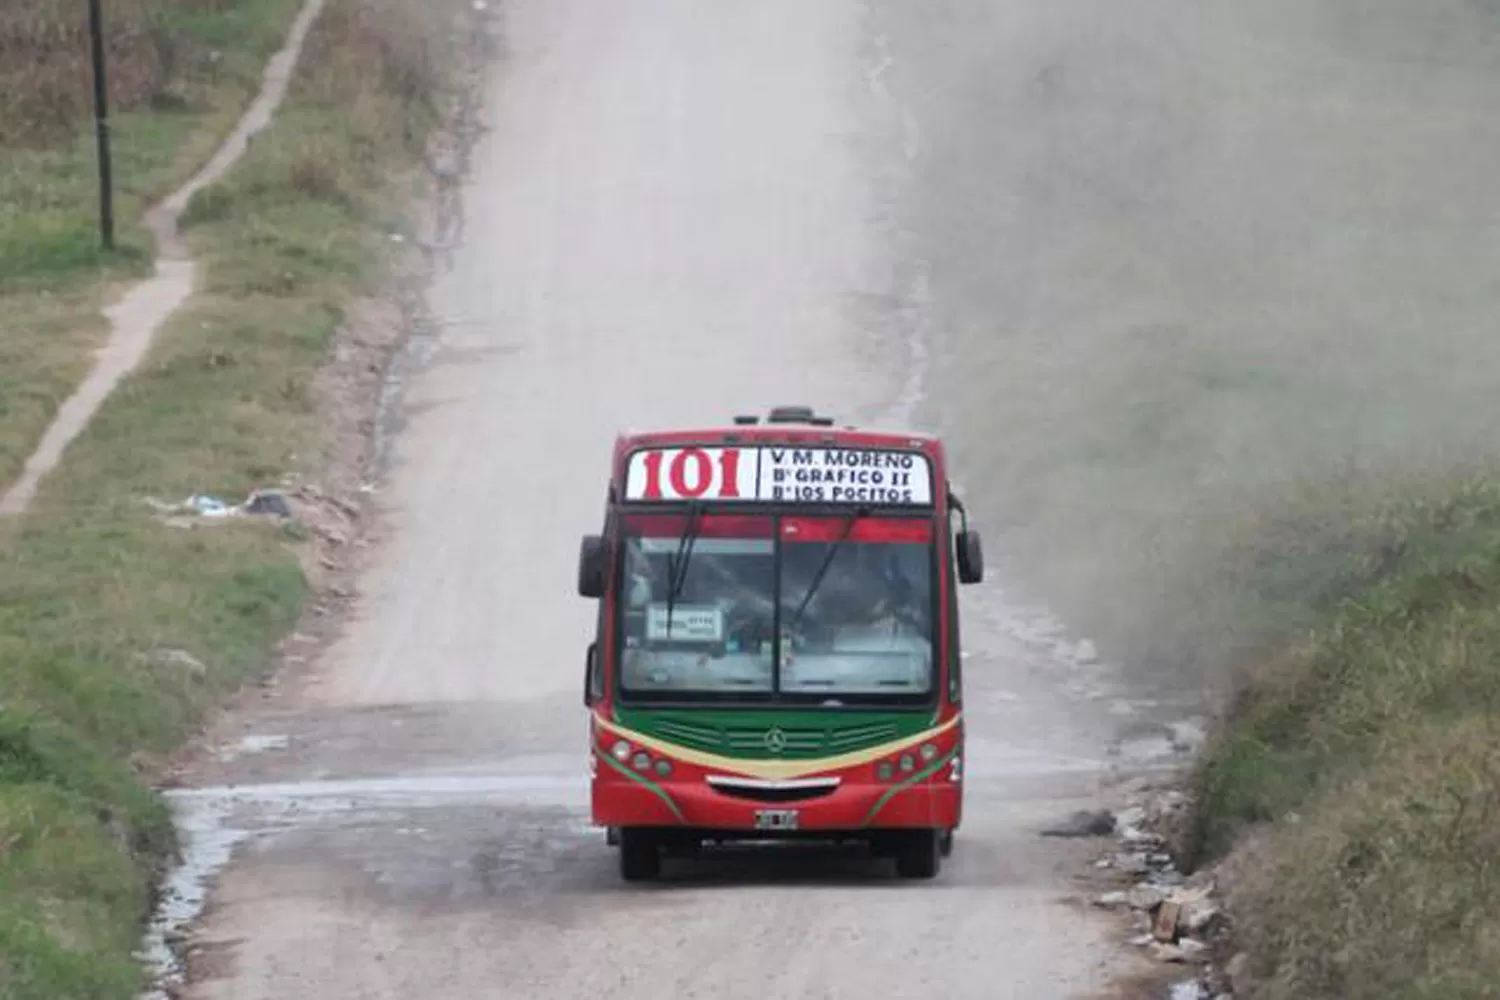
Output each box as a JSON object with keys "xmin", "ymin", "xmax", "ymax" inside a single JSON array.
[
  {"xmin": 860, "ymin": 749, "xmax": 957, "ymax": 827},
  {"xmin": 599, "ymin": 750, "xmax": 685, "ymax": 822}
]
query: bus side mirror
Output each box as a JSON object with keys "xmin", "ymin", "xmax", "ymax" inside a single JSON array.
[
  {"xmin": 578, "ymin": 535, "xmax": 606, "ymax": 598},
  {"xmin": 957, "ymin": 530, "xmax": 984, "ymax": 584}
]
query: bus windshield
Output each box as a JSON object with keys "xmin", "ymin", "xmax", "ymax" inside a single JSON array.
[{"xmin": 617, "ymin": 513, "xmax": 935, "ymax": 703}]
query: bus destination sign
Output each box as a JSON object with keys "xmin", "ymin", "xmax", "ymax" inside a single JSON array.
[{"xmin": 624, "ymin": 446, "xmax": 934, "ymax": 506}]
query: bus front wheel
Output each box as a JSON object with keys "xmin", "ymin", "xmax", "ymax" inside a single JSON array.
[
  {"xmin": 619, "ymin": 829, "xmax": 660, "ymax": 881},
  {"xmin": 895, "ymin": 829, "xmax": 942, "ymax": 879}
]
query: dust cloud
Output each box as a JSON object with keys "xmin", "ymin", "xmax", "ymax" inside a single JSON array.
[{"xmin": 873, "ymin": 0, "xmax": 1500, "ymax": 689}]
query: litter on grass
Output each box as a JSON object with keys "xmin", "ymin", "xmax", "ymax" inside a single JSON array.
[{"xmin": 146, "ymin": 489, "xmax": 295, "ymax": 524}]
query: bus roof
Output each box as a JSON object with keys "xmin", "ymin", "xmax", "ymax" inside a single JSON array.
[
  {"xmin": 617, "ymin": 424, "xmax": 942, "ymax": 451},
  {"xmin": 614, "ymin": 407, "xmax": 944, "ymax": 453}
]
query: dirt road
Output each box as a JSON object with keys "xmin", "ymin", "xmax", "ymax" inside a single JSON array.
[{"xmin": 158, "ymin": 2, "xmax": 1206, "ymax": 997}]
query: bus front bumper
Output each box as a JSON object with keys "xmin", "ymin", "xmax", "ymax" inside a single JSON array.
[{"xmin": 591, "ymin": 755, "xmax": 961, "ymax": 832}]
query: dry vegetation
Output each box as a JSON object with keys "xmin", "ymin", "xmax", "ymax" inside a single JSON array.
[
  {"xmin": 0, "ymin": 1, "xmax": 469, "ymax": 997},
  {"xmin": 2, "ymin": 0, "xmax": 213, "ymax": 147}
]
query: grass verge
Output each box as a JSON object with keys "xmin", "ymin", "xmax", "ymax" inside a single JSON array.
[
  {"xmin": 0, "ymin": 1, "xmax": 470, "ymax": 996},
  {"xmin": 0, "ymin": 0, "xmax": 309, "ymax": 487},
  {"xmin": 1183, "ymin": 472, "xmax": 1500, "ymax": 999}
]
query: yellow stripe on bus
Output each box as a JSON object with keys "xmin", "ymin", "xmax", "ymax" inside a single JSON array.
[{"xmin": 594, "ymin": 713, "xmax": 961, "ymax": 781}]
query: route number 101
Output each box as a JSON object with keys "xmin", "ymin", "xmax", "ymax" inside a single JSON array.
[{"xmin": 634, "ymin": 448, "xmax": 744, "ymax": 500}]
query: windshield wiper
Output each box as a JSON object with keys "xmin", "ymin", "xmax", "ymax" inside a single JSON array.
[
  {"xmin": 787, "ymin": 506, "xmax": 869, "ymax": 631},
  {"xmin": 664, "ymin": 502, "xmax": 704, "ymax": 636}
]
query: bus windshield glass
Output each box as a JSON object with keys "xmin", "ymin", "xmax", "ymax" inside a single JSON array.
[{"xmin": 617, "ymin": 513, "xmax": 935, "ymax": 703}]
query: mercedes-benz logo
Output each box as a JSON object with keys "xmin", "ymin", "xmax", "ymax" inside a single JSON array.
[{"xmin": 764, "ymin": 726, "xmax": 788, "ymax": 754}]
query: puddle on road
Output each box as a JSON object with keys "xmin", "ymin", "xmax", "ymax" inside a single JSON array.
[
  {"xmin": 138, "ymin": 768, "xmax": 588, "ymax": 999},
  {"xmin": 137, "ymin": 795, "xmax": 253, "ymax": 1000},
  {"xmin": 215, "ymin": 733, "xmax": 291, "ymax": 762},
  {"xmin": 170, "ymin": 771, "xmax": 587, "ymax": 806}
]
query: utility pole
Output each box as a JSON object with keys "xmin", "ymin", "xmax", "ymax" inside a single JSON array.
[{"xmin": 87, "ymin": 0, "xmax": 115, "ymax": 251}]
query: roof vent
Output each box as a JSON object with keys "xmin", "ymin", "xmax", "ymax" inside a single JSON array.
[
  {"xmin": 766, "ymin": 405, "xmax": 834, "ymax": 426},
  {"xmin": 733, "ymin": 414, "xmax": 759, "ymax": 425}
]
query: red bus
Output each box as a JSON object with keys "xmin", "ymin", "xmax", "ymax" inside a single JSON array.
[{"xmin": 577, "ymin": 407, "xmax": 984, "ymax": 880}]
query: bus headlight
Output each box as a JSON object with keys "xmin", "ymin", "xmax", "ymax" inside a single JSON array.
[
  {"xmin": 876, "ymin": 761, "xmax": 894, "ymax": 781},
  {"xmin": 632, "ymin": 751, "xmax": 652, "ymax": 771},
  {"xmin": 899, "ymin": 753, "xmax": 916, "ymax": 773},
  {"xmin": 920, "ymin": 742, "xmax": 938, "ymax": 762},
  {"xmin": 654, "ymin": 758, "xmax": 673, "ymax": 778},
  {"xmin": 612, "ymin": 740, "xmax": 632, "ymax": 762}
]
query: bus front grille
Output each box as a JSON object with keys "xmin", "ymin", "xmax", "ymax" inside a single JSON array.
[
  {"xmin": 827, "ymin": 722, "xmax": 899, "ymax": 749},
  {"xmin": 654, "ymin": 719, "xmax": 724, "ymax": 751},
  {"xmin": 724, "ymin": 727, "xmax": 825, "ymax": 754},
  {"xmin": 706, "ymin": 776, "xmax": 840, "ymax": 803},
  {"xmin": 644, "ymin": 718, "xmax": 908, "ymax": 759}
]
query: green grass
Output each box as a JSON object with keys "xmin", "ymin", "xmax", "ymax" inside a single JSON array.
[
  {"xmin": 0, "ymin": 0, "xmax": 466, "ymax": 995},
  {"xmin": 1184, "ymin": 474, "xmax": 1500, "ymax": 999}
]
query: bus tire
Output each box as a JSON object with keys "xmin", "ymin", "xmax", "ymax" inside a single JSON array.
[
  {"xmin": 895, "ymin": 829, "xmax": 941, "ymax": 879},
  {"xmin": 619, "ymin": 829, "xmax": 660, "ymax": 881},
  {"xmin": 939, "ymin": 828, "xmax": 954, "ymax": 857}
]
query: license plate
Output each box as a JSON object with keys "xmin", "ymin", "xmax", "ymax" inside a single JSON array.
[{"xmin": 754, "ymin": 809, "xmax": 799, "ymax": 831}]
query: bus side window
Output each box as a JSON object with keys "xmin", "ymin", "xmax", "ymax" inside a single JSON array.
[
  {"xmin": 948, "ymin": 532, "xmax": 963, "ymax": 704},
  {"xmin": 585, "ymin": 642, "xmax": 603, "ymax": 705}
]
